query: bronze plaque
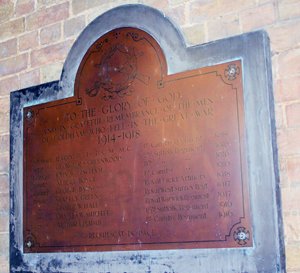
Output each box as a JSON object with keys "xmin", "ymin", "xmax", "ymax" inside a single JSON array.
[{"xmin": 24, "ymin": 28, "xmax": 252, "ymax": 253}]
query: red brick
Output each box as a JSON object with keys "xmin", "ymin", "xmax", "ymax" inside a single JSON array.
[
  {"xmin": 189, "ymin": 0, "xmax": 255, "ymax": 25},
  {"xmin": 0, "ymin": 97, "xmax": 9, "ymax": 134},
  {"xmin": 0, "ymin": 215, "xmax": 8, "ymax": 232},
  {"xmin": 37, "ymin": 0, "xmax": 66, "ymax": 8},
  {"xmin": 240, "ymin": 3, "xmax": 276, "ymax": 32},
  {"xmin": 287, "ymin": 157, "xmax": 300, "ymax": 184},
  {"xmin": 0, "ymin": 0, "xmax": 13, "ymax": 23},
  {"xmin": 282, "ymin": 187, "xmax": 300, "ymax": 212},
  {"xmin": 30, "ymin": 40, "xmax": 72, "ymax": 67},
  {"xmin": 142, "ymin": 0, "xmax": 169, "ymax": 10},
  {"xmin": 0, "ymin": 193, "xmax": 9, "ymax": 213},
  {"xmin": 0, "ymin": 255, "xmax": 9, "ymax": 273},
  {"xmin": 182, "ymin": 24, "xmax": 206, "ymax": 45},
  {"xmin": 0, "ymin": 134, "xmax": 9, "ymax": 153},
  {"xmin": 168, "ymin": 0, "xmax": 183, "ymax": 6},
  {"xmin": 0, "ymin": 154, "xmax": 9, "ymax": 174},
  {"xmin": 166, "ymin": 4, "xmax": 186, "ymax": 26},
  {"xmin": 0, "ymin": 17, "xmax": 25, "ymax": 41},
  {"xmin": 284, "ymin": 213, "xmax": 300, "ymax": 243},
  {"xmin": 0, "ymin": 112, "xmax": 9, "ymax": 135},
  {"xmin": 0, "ymin": 233, "xmax": 9, "ymax": 256},
  {"xmin": 275, "ymin": 76, "xmax": 300, "ymax": 102},
  {"xmin": 271, "ymin": 54, "xmax": 279, "ymax": 80},
  {"xmin": 85, "ymin": 4, "xmax": 112, "ymax": 24},
  {"xmin": 19, "ymin": 69, "xmax": 40, "ymax": 89},
  {"xmin": 207, "ymin": 14, "xmax": 240, "ymax": 42},
  {"xmin": 63, "ymin": 15, "xmax": 85, "ymax": 38},
  {"xmin": 40, "ymin": 23, "xmax": 61, "ymax": 45},
  {"xmin": 278, "ymin": 0, "xmax": 300, "ymax": 20},
  {"xmin": 277, "ymin": 157, "xmax": 289, "ymax": 188},
  {"xmin": 275, "ymin": 104, "xmax": 285, "ymax": 129},
  {"xmin": 15, "ymin": 0, "xmax": 35, "ymax": 16},
  {"xmin": 26, "ymin": 2, "xmax": 69, "ymax": 31},
  {"xmin": 0, "ymin": 174, "xmax": 9, "ymax": 193},
  {"xmin": 40, "ymin": 62, "xmax": 63, "ymax": 82},
  {"xmin": 72, "ymin": 0, "xmax": 102, "ymax": 15},
  {"xmin": 0, "ymin": 75, "xmax": 19, "ymax": 96},
  {"xmin": 286, "ymin": 103, "xmax": 300, "ymax": 127},
  {"xmin": 19, "ymin": 31, "xmax": 39, "ymax": 52},
  {"xmin": 268, "ymin": 20, "xmax": 300, "ymax": 53},
  {"xmin": 0, "ymin": 53, "xmax": 27, "ymax": 77},
  {"xmin": 278, "ymin": 48, "xmax": 300, "ymax": 79},
  {"xmin": 218, "ymin": 0, "xmax": 255, "ymax": 15},
  {"xmin": 0, "ymin": 38, "xmax": 17, "ymax": 59},
  {"xmin": 277, "ymin": 127, "xmax": 300, "ymax": 156},
  {"xmin": 189, "ymin": 1, "xmax": 220, "ymax": 24},
  {"xmin": 285, "ymin": 244, "xmax": 300, "ymax": 271}
]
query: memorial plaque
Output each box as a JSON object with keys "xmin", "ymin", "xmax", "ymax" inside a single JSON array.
[{"xmin": 24, "ymin": 27, "xmax": 252, "ymax": 253}]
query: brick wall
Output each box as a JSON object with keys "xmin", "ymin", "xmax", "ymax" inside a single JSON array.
[{"xmin": 0, "ymin": 0, "xmax": 299, "ymax": 272}]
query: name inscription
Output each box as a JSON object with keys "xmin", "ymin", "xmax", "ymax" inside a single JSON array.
[{"xmin": 24, "ymin": 28, "xmax": 252, "ymax": 252}]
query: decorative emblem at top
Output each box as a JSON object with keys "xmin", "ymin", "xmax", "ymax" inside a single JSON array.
[
  {"xmin": 225, "ymin": 63, "xmax": 240, "ymax": 81},
  {"xmin": 86, "ymin": 44, "xmax": 138, "ymax": 99}
]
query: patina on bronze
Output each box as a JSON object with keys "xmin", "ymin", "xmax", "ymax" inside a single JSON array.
[{"xmin": 23, "ymin": 28, "xmax": 252, "ymax": 253}]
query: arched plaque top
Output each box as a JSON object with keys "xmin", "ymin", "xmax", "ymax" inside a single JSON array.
[
  {"xmin": 75, "ymin": 28, "xmax": 167, "ymax": 102},
  {"xmin": 60, "ymin": 5, "xmax": 187, "ymax": 96}
]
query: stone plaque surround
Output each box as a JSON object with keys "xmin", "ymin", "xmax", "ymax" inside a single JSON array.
[{"xmin": 10, "ymin": 4, "xmax": 284, "ymax": 273}]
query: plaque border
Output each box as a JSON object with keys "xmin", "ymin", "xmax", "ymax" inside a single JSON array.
[
  {"xmin": 10, "ymin": 4, "xmax": 285, "ymax": 273},
  {"xmin": 23, "ymin": 60, "xmax": 251, "ymax": 251}
]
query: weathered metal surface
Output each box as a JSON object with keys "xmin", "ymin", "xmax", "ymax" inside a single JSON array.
[
  {"xmin": 10, "ymin": 4, "xmax": 284, "ymax": 273},
  {"xmin": 23, "ymin": 28, "xmax": 251, "ymax": 253}
]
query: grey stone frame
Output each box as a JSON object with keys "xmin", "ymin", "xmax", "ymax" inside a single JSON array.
[{"xmin": 10, "ymin": 4, "xmax": 285, "ymax": 273}]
